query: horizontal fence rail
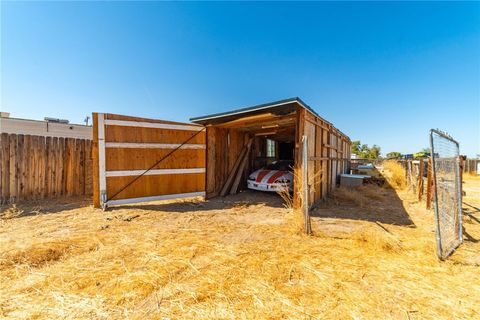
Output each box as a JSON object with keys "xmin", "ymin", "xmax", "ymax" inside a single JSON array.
[{"xmin": 0, "ymin": 133, "xmax": 92, "ymax": 203}]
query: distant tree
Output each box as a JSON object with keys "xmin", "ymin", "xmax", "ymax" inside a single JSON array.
[
  {"xmin": 386, "ymin": 151, "xmax": 402, "ymax": 159},
  {"xmin": 360, "ymin": 144, "xmax": 369, "ymax": 155},
  {"xmin": 351, "ymin": 141, "xmax": 361, "ymax": 156},
  {"xmin": 350, "ymin": 140, "xmax": 381, "ymax": 159},
  {"xmin": 367, "ymin": 145, "xmax": 381, "ymax": 159}
]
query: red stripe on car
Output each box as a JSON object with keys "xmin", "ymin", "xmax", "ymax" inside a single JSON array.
[
  {"xmin": 256, "ymin": 170, "xmax": 271, "ymax": 183},
  {"xmin": 267, "ymin": 171, "xmax": 286, "ymax": 184}
]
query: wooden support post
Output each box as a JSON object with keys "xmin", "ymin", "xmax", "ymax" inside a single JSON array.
[
  {"xmin": 417, "ymin": 159, "xmax": 424, "ymax": 201},
  {"xmin": 426, "ymin": 158, "xmax": 433, "ymax": 210},
  {"xmin": 302, "ymin": 135, "xmax": 312, "ymax": 235},
  {"xmin": 459, "ymin": 156, "xmax": 464, "ymax": 197}
]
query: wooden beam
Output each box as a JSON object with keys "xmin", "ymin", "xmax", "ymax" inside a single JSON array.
[
  {"xmin": 230, "ymin": 138, "xmax": 253, "ymax": 195},
  {"xmin": 426, "ymin": 158, "xmax": 433, "ymax": 210},
  {"xmin": 92, "ymin": 113, "xmax": 100, "ymax": 208},
  {"xmin": 217, "ymin": 113, "xmax": 296, "ymax": 129},
  {"xmin": 216, "ymin": 113, "xmax": 275, "ymax": 128},
  {"xmin": 304, "ymin": 117, "xmax": 330, "ymax": 130},
  {"xmin": 220, "ymin": 138, "xmax": 250, "ymax": 196}
]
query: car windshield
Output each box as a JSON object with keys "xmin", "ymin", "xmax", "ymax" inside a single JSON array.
[{"xmin": 265, "ymin": 160, "xmax": 293, "ymax": 171}]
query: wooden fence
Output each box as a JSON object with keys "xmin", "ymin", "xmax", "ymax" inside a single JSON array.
[
  {"xmin": 401, "ymin": 159, "xmax": 432, "ymax": 208},
  {"xmin": 400, "ymin": 157, "xmax": 469, "ymax": 210},
  {"xmin": 0, "ymin": 133, "xmax": 92, "ymax": 204},
  {"xmin": 462, "ymin": 158, "xmax": 479, "ymax": 174}
]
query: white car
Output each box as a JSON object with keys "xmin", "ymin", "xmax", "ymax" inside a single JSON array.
[{"xmin": 247, "ymin": 160, "xmax": 294, "ymax": 192}]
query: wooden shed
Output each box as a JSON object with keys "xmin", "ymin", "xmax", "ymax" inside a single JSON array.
[
  {"xmin": 92, "ymin": 97, "xmax": 350, "ymax": 210},
  {"xmin": 191, "ymin": 97, "xmax": 351, "ymax": 208}
]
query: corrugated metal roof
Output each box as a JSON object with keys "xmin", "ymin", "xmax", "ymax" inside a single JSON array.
[{"xmin": 190, "ymin": 97, "xmax": 320, "ymax": 123}]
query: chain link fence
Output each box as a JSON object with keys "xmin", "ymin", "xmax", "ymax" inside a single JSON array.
[{"xmin": 430, "ymin": 129, "xmax": 463, "ymax": 260}]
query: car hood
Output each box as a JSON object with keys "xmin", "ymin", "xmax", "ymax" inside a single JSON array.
[{"xmin": 249, "ymin": 169, "xmax": 293, "ymax": 184}]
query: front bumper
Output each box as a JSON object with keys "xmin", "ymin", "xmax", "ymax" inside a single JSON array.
[{"xmin": 247, "ymin": 180, "xmax": 292, "ymax": 192}]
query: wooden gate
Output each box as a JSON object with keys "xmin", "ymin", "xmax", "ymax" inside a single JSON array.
[{"xmin": 92, "ymin": 113, "xmax": 206, "ymax": 209}]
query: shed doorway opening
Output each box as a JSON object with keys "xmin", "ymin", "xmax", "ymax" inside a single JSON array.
[
  {"xmin": 192, "ymin": 105, "xmax": 297, "ymax": 198},
  {"xmin": 191, "ymin": 97, "xmax": 351, "ymax": 210}
]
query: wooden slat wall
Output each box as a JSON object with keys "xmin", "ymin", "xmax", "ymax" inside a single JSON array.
[
  {"xmin": 0, "ymin": 133, "xmax": 93, "ymax": 204},
  {"xmin": 462, "ymin": 159, "xmax": 479, "ymax": 174},
  {"xmin": 299, "ymin": 108, "xmax": 351, "ymax": 207},
  {"xmin": 93, "ymin": 113, "xmax": 206, "ymax": 207},
  {"xmin": 205, "ymin": 126, "xmax": 250, "ymax": 198}
]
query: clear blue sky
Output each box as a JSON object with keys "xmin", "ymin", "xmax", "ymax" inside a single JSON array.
[{"xmin": 1, "ymin": 2, "xmax": 479, "ymax": 156}]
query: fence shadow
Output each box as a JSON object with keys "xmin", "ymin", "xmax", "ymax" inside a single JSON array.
[
  {"xmin": 1, "ymin": 190, "xmax": 286, "ymax": 219},
  {"xmin": 111, "ymin": 190, "xmax": 285, "ymax": 213},
  {"xmin": 310, "ymin": 163, "xmax": 416, "ymax": 227},
  {"xmin": 0, "ymin": 196, "xmax": 92, "ymax": 219},
  {"xmin": 310, "ymin": 185, "xmax": 415, "ymax": 227}
]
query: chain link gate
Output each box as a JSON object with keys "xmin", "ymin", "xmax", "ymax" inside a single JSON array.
[{"xmin": 430, "ymin": 129, "xmax": 463, "ymax": 260}]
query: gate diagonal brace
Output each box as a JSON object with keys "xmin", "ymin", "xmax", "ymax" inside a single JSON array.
[{"xmin": 103, "ymin": 127, "xmax": 206, "ymax": 210}]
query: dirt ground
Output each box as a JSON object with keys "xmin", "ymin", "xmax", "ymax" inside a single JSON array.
[{"xmin": 0, "ymin": 177, "xmax": 479, "ymax": 319}]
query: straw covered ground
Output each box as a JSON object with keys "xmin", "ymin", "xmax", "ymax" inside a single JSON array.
[{"xmin": 1, "ymin": 175, "xmax": 479, "ymax": 319}]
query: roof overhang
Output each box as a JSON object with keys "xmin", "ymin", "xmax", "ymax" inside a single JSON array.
[
  {"xmin": 189, "ymin": 97, "xmax": 350, "ymax": 141},
  {"xmin": 190, "ymin": 97, "xmax": 318, "ymax": 126}
]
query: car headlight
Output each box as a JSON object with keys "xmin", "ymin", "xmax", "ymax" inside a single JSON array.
[{"xmin": 248, "ymin": 176, "xmax": 256, "ymax": 181}]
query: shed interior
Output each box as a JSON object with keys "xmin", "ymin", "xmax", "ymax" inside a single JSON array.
[
  {"xmin": 191, "ymin": 98, "xmax": 351, "ymax": 208},
  {"xmin": 192, "ymin": 100, "xmax": 299, "ymax": 198}
]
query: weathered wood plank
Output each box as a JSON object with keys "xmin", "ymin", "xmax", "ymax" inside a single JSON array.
[
  {"xmin": 220, "ymin": 142, "xmax": 248, "ymax": 196},
  {"xmin": 24, "ymin": 135, "xmax": 32, "ymax": 199},
  {"xmin": 38, "ymin": 136, "xmax": 46, "ymax": 199},
  {"xmin": 9, "ymin": 134, "xmax": 17, "ymax": 202},
  {"xmin": 0, "ymin": 133, "xmax": 93, "ymax": 202},
  {"xmin": 206, "ymin": 126, "xmax": 216, "ymax": 197},
  {"xmin": 45, "ymin": 136, "xmax": 52, "ymax": 197},
  {"xmin": 92, "ymin": 113, "xmax": 100, "ymax": 207},
  {"xmin": 1, "ymin": 133, "xmax": 9, "ymax": 203},
  {"xmin": 229, "ymin": 138, "xmax": 253, "ymax": 195},
  {"xmin": 79, "ymin": 139, "xmax": 85, "ymax": 195},
  {"xmin": 85, "ymin": 139, "xmax": 93, "ymax": 196},
  {"xmin": 59, "ymin": 137, "xmax": 65, "ymax": 196},
  {"xmin": 17, "ymin": 135, "xmax": 25, "ymax": 199},
  {"xmin": 106, "ymin": 173, "xmax": 205, "ymax": 201}
]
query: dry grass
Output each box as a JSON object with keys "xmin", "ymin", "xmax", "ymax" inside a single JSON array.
[
  {"xmin": 1, "ymin": 180, "xmax": 479, "ymax": 319},
  {"xmin": 463, "ymin": 172, "xmax": 480, "ymax": 181},
  {"xmin": 0, "ymin": 204, "xmax": 23, "ymax": 220},
  {"xmin": 382, "ymin": 160, "xmax": 407, "ymax": 189},
  {"xmin": 278, "ymin": 165, "xmax": 306, "ymax": 234},
  {"xmin": 328, "ymin": 184, "xmax": 386, "ymax": 208}
]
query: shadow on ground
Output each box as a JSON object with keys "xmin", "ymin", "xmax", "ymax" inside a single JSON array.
[
  {"xmin": 1, "ymin": 190, "xmax": 286, "ymax": 219},
  {"xmin": 112, "ymin": 190, "xmax": 285, "ymax": 212},
  {"xmin": 310, "ymin": 187, "xmax": 416, "ymax": 227},
  {"xmin": 310, "ymin": 164, "xmax": 416, "ymax": 227},
  {"xmin": 0, "ymin": 197, "xmax": 91, "ymax": 218}
]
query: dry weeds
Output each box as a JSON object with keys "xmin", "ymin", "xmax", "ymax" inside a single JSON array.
[
  {"xmin": 0, "ymin": 178, "xmax": 479, "ymax": 319},
  {"xmin": 382, "ymin": 160, "xmax": 407, "ymax": 189},
  {"xmin": 463, "ymin": 172, "xmax": 480, "ymax": 181},
  {"xmin": 0, "ymin": 204, "xmax": 23, "ymax": 220}
]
